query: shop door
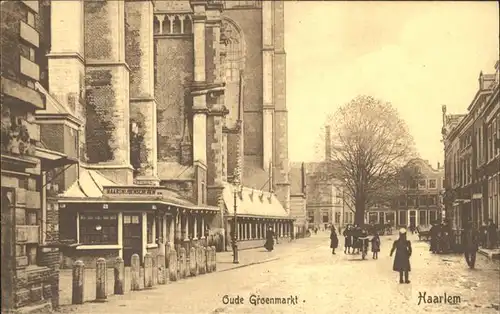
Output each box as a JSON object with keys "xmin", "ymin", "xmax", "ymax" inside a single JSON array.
[{"xmin": 123, "ymin": 214, "xmax": 142, "ymax": 266}]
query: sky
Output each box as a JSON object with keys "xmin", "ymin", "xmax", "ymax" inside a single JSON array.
[{"xmin": 285, "ymin": 1, "xmax": 499, "ymax": 167}]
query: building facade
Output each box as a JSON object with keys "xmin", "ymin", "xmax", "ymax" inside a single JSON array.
[
  {"xmin": 364, "ymin": 158, "xmax": 444, "ymax": 229},
  {"xmin": 1, "ymin": 0, "xmax": 76, "ymax": 312},
  {"xmin": 30, "ymin": 0, "xmax": 293, "ymax": 269},
  {"xmin": 442, "ymin": 61, "xmax": 500, "ymax": 250}
]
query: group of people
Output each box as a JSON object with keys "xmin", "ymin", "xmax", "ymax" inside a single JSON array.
[
  {"xmin": 328, "ymin": 224, "xmax": 412, "ymax": 283},
  {"xmin": 327, "ymin": 224, "xmax": 381, "ymax": 259}
]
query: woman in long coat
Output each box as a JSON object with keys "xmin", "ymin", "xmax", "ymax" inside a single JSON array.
[
  {"xmin": 330, "ymin": 226, "xmax": 339, "ymax": 254},
  {"xmin": 264, "ymin": 226, "xmax": 275, "ymax": 251},
  {"xmin": 390, "ymin": 228, "xmax": 412, "ymax": 284},
  {"xmin": 343, "ymin": 225, "xmax": 352, "ymax": 254}
]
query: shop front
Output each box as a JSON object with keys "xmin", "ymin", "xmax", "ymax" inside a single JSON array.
[
  {"xmin": 57, "ymin": 168, "xmax": 219, "ymax": 268},
  {"xmin": 222, "ymin": 183, "xmax": 294, "ymax": 250}
]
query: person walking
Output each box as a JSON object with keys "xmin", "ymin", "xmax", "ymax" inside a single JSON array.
[
  {"xmin": 390, "ymin": 228, "xmax": 412, "ymax": 284},
  {"xmin": 463, "ymin": 221, "xmax": 479, "ymax": 269},
  {"xmin": 429, "ymin": 221, "xmax": 439, "ymax": 253},
  {"xmin": 343, "ymin": 225, "xmax": 352, "ymax": 254},
  {"xmin": 264, "ymin": 226, "xmax": 275, "ymax": 251},
  {"xmin": 371, "ymin": 232, "xmax": 381, "ymax": 259},
  {"xmin": 330, "ymin": 226, "xmax": 339, "ymax": 254}
]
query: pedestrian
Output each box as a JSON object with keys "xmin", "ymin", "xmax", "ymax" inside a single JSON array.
[
  {"xmin": 352, "ymin": 224, "xmax": 361, "ymax": 254},
  {"xmin": 479, "ymin": 221, "xmax": 488, "ymax": 248},
  {"xmin": 486, "ymin": 219, "xmax": 498, "ymax": 249},
  {"xmin": 390, "ymin": 228, "xmax": 412, "ymax": 284},
  {"xmin": 429, "ymin": 221, "xmax": 439, "ymax": 253},
  {"xmin": 264, "ymin": 226, "xmax": 275, "ymax": 252},
  {"xmin": 371, "ymin": 232, "xmax": 381, "ymax": 259},
  {"xmin": 343, "ymin": 225, "xmax": 352, "ymax": 254},
  {"xmin": 330, "ymin": 225, "xmax": 339, "ymax": 254},
  {"xmin": 463, "ymin": 221, "xmax": 479, "ymax": 269}
]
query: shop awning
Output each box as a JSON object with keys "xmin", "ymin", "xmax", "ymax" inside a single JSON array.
[
  {"xmin": 35, "ymin": 147, "xmax": 78, "ymax": 171},
  {"xmin": 58, "ymin": 167, "xmax": 219, "ymax": 211},
  {"xmin": 222, "ymin": 182, "xmax": 293, "ymax": 219}
]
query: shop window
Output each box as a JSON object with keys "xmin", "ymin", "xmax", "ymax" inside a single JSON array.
[
  {"xmin": 419, "ymin": 211, "xmax": 427, "ymax": 226},
  {"xmin": 385, "ymin": 212, "xmax": 395, "ymax": 226},
  {"xmin": 429, "ymin": 210, "xmax": 437, "ymax": 224},
  {"xmin": 79, "ymin": 213, "xmax": 118, "ymax": 245},
  {"xmin": 368, "ymin": 212, "xmax": 378, "ymax": 224},
  {"xmin": 147, "ymin": 213, "xmax": 155, "ymax": 244}
]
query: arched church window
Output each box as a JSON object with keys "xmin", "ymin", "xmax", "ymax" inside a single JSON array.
[
  {"xmin": 184, "ymin": 16, "xmax": 193, "ymax": 34},
  {"xmin": 153, "ymin": 16, "xmax": 160, "ymax": 34},
  {"xmin": 173, "ymin": 16, "xmax": 181, "ymax": 34},
  {"xmin": 221, "ymin": 19, "xmax": 244, "ymax": 83}
]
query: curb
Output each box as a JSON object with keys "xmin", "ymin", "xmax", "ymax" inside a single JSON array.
[{"xmin": 216, "ymin": 257, "xmax": 281, "ymax": 273}]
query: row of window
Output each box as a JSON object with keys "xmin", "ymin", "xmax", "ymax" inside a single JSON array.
[
  {"xmin": 402, "ymin": 178, "xmax": 443, "ymax": 190},
  {"xmin": 399, "ymin": 195, "xmax": 439, "ymax": 207},
  {"xmin": 78, "ymin": 213, "xmax": 156, "ymax": 245},
  {"xmin": 306, "ymin": 211, "xmax": 355, "ymax": 224}
]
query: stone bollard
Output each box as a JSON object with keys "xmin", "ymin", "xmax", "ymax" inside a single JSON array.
[
  {"xmin": 201, "ymin": 247, "xmax": 207, "ymax": 274},
  {"xmin": 179, "ymin": 247, "xmax": 188, "ymax": 279},
  {"xmin": 196, "ymin": 246, "xmax": 202, "ymax": 275},
  {"xmin": 168, "ymin": 249, "xmax": 177, "ymax": 282},
  {"xmin": 131, "ymin": 254, "xmax": 141, "ymax": 291},
  {"xmin": 212, "ymin": 246, "xmax": 217, "ymax": 271},
  {"xmin": 72, "ymin": 260, "xmax": 85, "ymax": 305},
  {"xmin": 157, "ymin": 254, "xmax": 166, "ymax": 285},
  {"xmin": 95, "ymin": 258, "xmax": 107, "ymax": 302},
  {"xmin": 190, "ymin": 247, "xmax": 197, "ymax": 277},
  {"xmin": 151, "ymin": 254, "xmax": 158, "ymax": 285},
  {"xmin": 144, "ymin": 253, "xmax": 153, "ymax": 289},
  {"xmin": 205, "ymin": 245, "xmax": 212, "ymax": 273},
  {"xmin": 114, "ymin": 257, "xmax": 125, "ymax": 295}
]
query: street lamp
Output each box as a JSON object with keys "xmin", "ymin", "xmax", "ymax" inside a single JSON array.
[{"xmin": 232, "ymin": 180, "xmax": 242, "ymax": 264}]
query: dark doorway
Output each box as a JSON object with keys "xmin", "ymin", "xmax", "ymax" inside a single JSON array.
[{"xmin": 123, "ymin": 213, "xmax": 142, "ymax": 266}]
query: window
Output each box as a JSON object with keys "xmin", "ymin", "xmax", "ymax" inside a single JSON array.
[
  {"xmin": 429, "ymin": 210, "xmax": 437, "ymax": 224},
  {"xmin": 399, "ymin": 198, "xmax": 406, "ymax": 207},
  {"xmin": 221, "ymin": 20, "xmax": 244, "ymax": 83},
  {"xmin": 418, "ymin": 179, "xmax": 426, "ymax": 189},
  {"xmin": 369, "ymin": 212, "xmax": 378, "ymax": 224},
  {"xmin": 409, "ymin": 180, "xmax": 417, "ymax": 189},
  {"xmin": 29, "ymin": 47, "xmax": 35, "ymax": 62},
  {"xmin": 428, "ymin": 179, "xmax": 437, "ymax": 189},
  {"xmin": 79, "ymin": 213, "xmax": 118, "ymax": 245},
  {"xmin": 335, "ymin": 212, "xmax": 341, "ymax": 224},
  {"xmin": 322, "ymin": 212, "xmax": 329, "ymax": 223},
  {"xmin": 308, "ymin": 211, "xmax": 314, "ymax": 223},
  {"xmin": 399, "ymin": 211, "xmax": 407, "ymax": 226},
  {"xmin": 428, "ymin": 195, "xmax": 437, "ymax": 206},
  {"xmin": 147, "ymin": 213, "xmax": 155, "ymax": 244},
  {"xmin": 407, "ymin": 197, "xmax": 416, "ymax": 207},
  {"xmin": 386, "ymin": 212, "xmax": 395, "ymax": 226},
  {"xmin": 419, "ymin": 211, "xmax": 427, "ymax": 226},
  {"xmin": 27, "ymin": 11, "xmax": 35, "ymax": 27}
]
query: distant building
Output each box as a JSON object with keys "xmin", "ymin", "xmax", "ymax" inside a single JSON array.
[
  {"xmin": 442, "ymin": 61, "xmax": 499, "ymax": 250},
  {"xmin": 289, "ymin": 162, "xmax": 308, "ymax": 236},
  {"xmin": 365, "ymin": 158, "xmax": 444, "ymax": 229},
  {"xmin": 304, "ymin": 126, "xmax": 354, "ymax": 231}
]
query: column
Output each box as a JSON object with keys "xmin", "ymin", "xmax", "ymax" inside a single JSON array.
[
  {"xmin": 156, "ymin": 14, "xmax": 165, "ymax": 35},
  {"xmin": 142, "ymin": 212, "xmax": 147, "ymax": 259},
  {"xmin": 262, "ymin": 224, "xmax": 265, "ymax": 239},
  {"xmin": 126, "ymin": 0, "xmax": 159, "ymax": 185},
  {"xmin": 191, "ymin": 2, "xmax": 208, "ymax": 166},
  {"xmin": 183, "ymin": 214, "xmax": 189, "ymax": 241},
  {"xmin": 201, "ymin": 216, "xmax": 205, "ymax": 239},
  {"xmin": 118, "ymin": 212, "xmax": 123, "ymax": 258},
  {"xmin": 262, "ymin": 0, "xmax": 274, "ymax": 171},
  {"xmin": 247, "ymin": 223, "xmax": 251, "ymax": 240},
  {"xmin": 193, "ymin": 216, "xmax": 198, "ymax": 240},
  {"xmin": 237, "ymin": 222, "xmax": 240, "ymax": 240},
  {"xmin": 171, "ymin": 213, "xmax": 177, "ymax": 244}
]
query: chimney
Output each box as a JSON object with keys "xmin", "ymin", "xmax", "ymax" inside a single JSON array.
[{"xmin": 325, "ymin": 125, "xmax": 332, "ymax": 161}]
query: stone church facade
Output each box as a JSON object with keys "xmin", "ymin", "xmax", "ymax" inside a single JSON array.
[{"xmin": 33, "ymin": 0, "xmax": 293, "ymax": 269}]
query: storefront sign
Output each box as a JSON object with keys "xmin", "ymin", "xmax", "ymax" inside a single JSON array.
[{"xmin": 103, "ymin": 186, "xmax": 161, "ymax": 197}]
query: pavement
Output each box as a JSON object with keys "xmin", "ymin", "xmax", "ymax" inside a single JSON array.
[{"xmin": 56, "ymin": 232, "xmax": 500, "ymax": 314}]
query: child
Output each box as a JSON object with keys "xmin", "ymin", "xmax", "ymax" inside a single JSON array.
[{"xmin": 371, "ymin": 232, "xmax": 381, "ymax": 259}]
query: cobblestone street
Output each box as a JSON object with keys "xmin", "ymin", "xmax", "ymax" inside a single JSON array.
[{"xmin": 57, "ymin": 233, "xmax": 500, "ymax": 314}]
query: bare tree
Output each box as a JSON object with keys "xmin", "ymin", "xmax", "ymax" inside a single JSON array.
[{"xmin": 319, "ymin": 95, "xmax": 416, "ymax": 225}]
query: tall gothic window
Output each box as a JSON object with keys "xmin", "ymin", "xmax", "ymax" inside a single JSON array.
[{"xmin": 221, "ymin": 19, "xmax": 245, "ymax": 128}]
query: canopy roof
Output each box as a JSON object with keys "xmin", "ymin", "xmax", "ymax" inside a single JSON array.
[{"xmin": 222, "ymin": 182, "xmax": 292, "ymax": 219}]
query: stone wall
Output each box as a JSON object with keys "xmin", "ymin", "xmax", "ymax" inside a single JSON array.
[{"xmin": 155, "ymin": 38, "xmax": 193, "ymax": 162}]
